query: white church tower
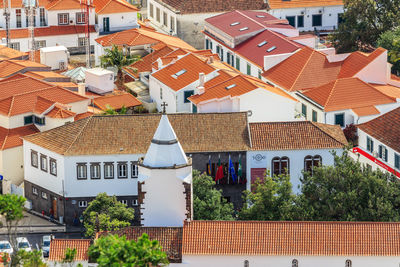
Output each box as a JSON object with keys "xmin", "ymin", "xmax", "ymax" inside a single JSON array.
[{"xmin": 138, "ymin": 113, "xmax": 193, "ymax": 227}]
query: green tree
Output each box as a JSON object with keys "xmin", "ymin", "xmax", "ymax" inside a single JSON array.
[
  {"xmin": 239, "ymin": 172, "xmax": 297, "ymax": 221},
  {"xmin": 11, "ymin": 250, "xmax": 47, "ymax": 267},
  {"xmin": 377, "ymin": 27, "xmax": 400, "ymax": 74},
  {"xmin": 62, "ymin": 248, "xmax": 77, "ymax": 267},
  {"xmin": 192, "ymin": 170, "xmax": 234, "ymax": 220},
  {"xmin": 0, "ymin": 194, "xmax": 26, "ymax": 263},
  {"xmin": 297, "ymin": 151, "xmax": 400, "ymax": 221},
  {"xmin": 88, "ymin": 234, "xmax": 168, "ymax": 267},
  {"xmin": 330, "ymin": 0, "xmax": 400, "ymax": 53},
  {"xmin": 83, "ymin": 193, "xmax": 135, "ymax": 238},
  {"xmin": 100, "ymin": 44, "xmax": 140, "ymax": 86},
  {"xmin": 102, "ymin": 105, "xmax": 128, "ymax": 115}
]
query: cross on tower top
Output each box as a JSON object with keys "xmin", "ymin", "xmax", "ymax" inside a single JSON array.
[{"xmin": 161, "ymin": 102, "xmax": 168, "ymax": 114}]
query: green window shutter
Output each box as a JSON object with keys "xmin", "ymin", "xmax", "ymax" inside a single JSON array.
[
  {"xmin": 367, "ymin": 137, "xmax": 371, "ymax": 152},
  {"xmin": 395, "ymin": 153, "xmax": 400, "ymax": 169},
  {"xmin": 384, "ymin": 147, "xmax": 388, "ymax": 162},
  {"xmin": 301, "ymin": 104, "xmax": 307, "ymax": 117},
  {"xmin": 247, "ymin": 63, "xmax": 251, "ymax": 75},
  {"xmin": 379, "ymin": 145, "xmax": 382, "ymax": 158},
  {"xmin": 312, "ymin": 110, "xmax": 317, "ymax": 122},
  {"xmin": 236, "ymin": 57, "xmax": 240, "ymax": 71}
]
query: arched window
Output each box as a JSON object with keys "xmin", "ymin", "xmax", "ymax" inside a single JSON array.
[
  {"xmin": 272, "ymin": 156, "xmax": 289, "ymax": 176},
  {"xmin": 244, "ymin": 260, "xmax": 249, "ymax": 267},
  {"xmin": 304, "ymin": 155, "xmax": 322, "ymax": 175},
  {"xmin": 292, "ymin": 259, "xmax": 298, "ymax": 267},
  {"xmin": 345, "ymin": 259, "xmax": 352, "ymax": 267}
]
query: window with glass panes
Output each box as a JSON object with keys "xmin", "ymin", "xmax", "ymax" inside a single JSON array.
[
  {"xmin": 77, "ymin": 163, "xmax": 87, "ymax": 179},
  {"xmin": 131, "ymin": 163, "xmax": 138, "ymax": 178},
  {"xmin": 366, "ymin": 136, "xmax": 374, "ymax": 152},
  {"xmin": 297, "ymin": 15, "xmax": 304, "ymax": 27},
  {"xmin": 117, "ymin": 162, "xmax": 128, "ymax": 178},
  {"xmin": 378, "ymin": 145, "xmax": 388, "ymax": 162},
  {"xmin": 76, "ymin": 12, "xmax": 86, "ymax": 24},
  {"xmin": 395, "ymin": 153, "xmax": 400, "ymax": 170},
  {"xmin": 272, "ymin": 157, "xmax": 289, "ymax": 176},
  {"xmin": 58, "ymin": 13, "xmax": 69, "ymax": 25},
  {"xmin": 16, "ymin": 9, "xmax": 22, "ymax": 28},
  {"xmin": 90, "ymin": 163, "xmax": 101, "ymax": 179},
  {"xmin": 39, "ymin": 8, "xmax": 46, "ymax": 26},
  {"xmin": 312, "ymin": 110, "xmax": 317, "ymax": 122},
  {"xmin": 304, "ymin": 155, "xmax": 322, "ymax": 175},
  {"xmin": 104, "ymin": 162, "xmax": 114, "ymax": 179},
  {"xmin": 50, "ymin": 158, "xmax": 57, "ymax": 176}
]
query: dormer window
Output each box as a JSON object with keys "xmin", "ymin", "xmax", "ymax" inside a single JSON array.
[
  {"xmin": 172, "ymin": 69, "xmax": 187, "ymax": 78},
  {"xmin": 267, "ymin": 46, "xmax": 277, "ymax": 52},
  {"xmin": 257, "ymin": 41, "xmax": 268, "ymax": 47},
  {"xmin": 239, "ymin": 27, "xmax": 249, "ymax": 31},
  {"xmin": 230, "ymin": 22, "xmax": 240, "ymax": 26},
  {"xmin": 225, "ymin": 84, "xmax": 236, "ymax": 90}
]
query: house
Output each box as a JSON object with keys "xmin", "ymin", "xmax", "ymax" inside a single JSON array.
[
  {"xmin": 48, "ymin": 239, "xmax": 91, "ymax": 267},
  {"xmin": 146, "ymin": 0, "xmax": 269, "ymax": 49},
  {"xmin": 0, "ymin": 74, "xmax": 90, "ymax": 194},
  {"xmin": 262, "ymin": 46, "xmax": 400, "ymax": 126},
  {"xmin": 353, "ymin": 107, "xmax": 400, "ymax": 178},
  {"xmin": 248, "ymin": 121, "xmax": 347, "ymax": 191},
  {"xmin": 94, "ymin": 27, "xmax": 195, "ymax": 66},
  {"xmin": 267, "ymin": 0, "xmax": 344, "ymax": 32},
  {"xmin": 22, "ymin": 112, "xmax": 250, "ymax": 223},
  {"xmin": 188, "ymin": 71, "xmax": 299, "ymax": 122}
]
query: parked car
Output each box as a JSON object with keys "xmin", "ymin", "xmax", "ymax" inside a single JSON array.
[
  {"xmin": 0, "ymin": 240, "xmax": 13, "ymax": 255},
  {"xmin": 16, "ymin": 237, "xmax": 31, "ymax": 252},
  {"xmin": 41, "ymin": 235, "xmax": 51, "ymax": 257}
]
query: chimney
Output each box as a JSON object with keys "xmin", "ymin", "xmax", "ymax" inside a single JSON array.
[
  {"xmin": 199, "ymin": 72, "xmax": 205, "ymax": 87},
  {"xmin": 157, "ymin": 58, "xmax": 163, "ymax": 69},
  {"xmin": 78, "ymin": 83, "xmax": 86, "ymax": 96},
  {"xmin": 207, "ymin": 56, "xmax": 214, "ymax": 64}
]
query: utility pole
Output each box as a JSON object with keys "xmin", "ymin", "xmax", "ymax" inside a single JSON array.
[
  {"xmin": 80, "ymin": 0, "xmax": 92, "ymax": 68},
  {"xmin": 25, "ymin": 0, "xmax": 37, "ymax": 61},
  {"xmin": 3, "ymin": 0, "xmax": 10, "ymax": 47}
]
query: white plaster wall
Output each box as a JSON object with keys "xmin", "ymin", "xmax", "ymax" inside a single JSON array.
[
  {"xmin": 263, "ymin": 52, "xmax": 296, "ymax": 71},
  {"xmin": 64, "ymin": 153, "xmax": 143, "ymax": 198},
  {"xmin": 292, "ymin": 36, "xmax": 316, "ymax": 47},
  {"xmin": 97, "ymin": 12, "xmax": 138, "ymax": 33},
  {"xmin": 47, "ymin": 9, "xmax": 96, "ymax": 26},
  {"xmin": 40, "ymin": 49, "xmax": 68, "ymax": 70},
  {"xmin": 267, "ymin": 27, "xmax": 299, "ymax": 37},
  {"xmin": 268, "ymin": 5, "xmax": 344, "ymax": 31},
  {"xmin": 139, "ymin": 165, "xmax": 191, "ymax": 227},
  {"xmin": 147, "ymin": 0, "xmax": 178, "ymax": 35},
  {"xmin": 355, "ymin": 51, "xmax": 388, "ymax": 84},
  {"xmin": 149, "ymin": 76, "xmax": 177, "ymax": 113},
  {"xmin": 181, "ymin": 255, "xmax": 400, "ymax": 267},
  {"xmin": 247, "ymin": 148, "xmax": 340, "ymax": 192},
  {"xmin": 239, "ymin": 88, "xmax": 297, "ymax": 122},
  {"xmin": 325, "ymin": 109, "xmax": 356, "ymax": 127},
  {"xmin": 0, "ymin": 7, "xmax": 48, "ymax": 29},
  {"xmin": 35, "ymin": 117, "xmax": 74, "ymax": 132},
  {"xmin": 69, "ymin": 100, "xmax": 91, "ymax": 114},
  {"xmin": 0, "ymin": 146, "xmax": 25, "ymax": 193},
  {"xmin": 85, "ymin": 70, "xmax": 114, "ymax": 93}
]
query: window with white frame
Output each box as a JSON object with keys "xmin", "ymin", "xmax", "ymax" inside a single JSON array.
[
  {"xmin": 90, "ymin": 163, "xmax": 101, "ymax": 179},
  {"xmin": 132, "ymin": 199, "xmax": 138, "ymax": 206},
  {"xmin": 104, "ymin": 162, "xmax": 114, "ymax": 179},
  {"xmin": 395, "ymin": 153, "xmax": 400, "ymax": 170},
  {"xmin": 76, "ymin": 12, "xmax": 86, "ymax": 24},
  {"xmin": 78, "ymin": 200, "xmax": 87, "ymax": 208},
  {"xmin": 40, "ymin": 154, "xmax": 47, "ymax": 172},
  {"xmin": 32, "ymin": 187, "xmax": 38, "ymax": 195},
  {"xmin": 41, "ymin": 192, "xmax": 47, "ymax": 199},
  {"xmin": 367, "ymin": 136, "xmax": 374, "ymax": 153},
  {"xmin": 120, "ymin": 199, "xmax": 128, "ymax": 205},
  {"xmin": 149, "ymin": 3, "xmax": 154, "ymax": 18},
  {"xmin": 304, "ymin": 155, "xmax": 322, "ymax": 175},
  {"xmin": 34, "ymin": 40, "xmax": 46, "ymax": 49},
  {"xmin": 31, "ymin": 150, "xmax": 38, "ymax": 168},
  {"xmin": 78, "ymin": 37, "xmax": 87, "ymax": 47},
  {"xmin": 39, "ymin": 8, "xmax": 46, "ymax": 26},
  {"xmin": 379, "ymin": 145, "xmax": 388, "ymax": 162},
  {"xmin": 16, "ymin": 9, "xmax": 22, "ymax": 28},
  {"xmin": 77, "ymin": 163, "xmax": 87, "ymax": 179},
  {"xmin": 50, "ymin": 158, "xmax": 57, "ymax": 176},
  {"xmin": 117, "ymin": 162, "xmax": 128, "ymax": 178},
  {"xmin": 272, "ymin": 156, "xmax": 289, "ymax": 176},
  {"xmin": 131, "ymin": 163, "xmax": 138, "ymax": 178},
  {"xmin": 10, "ymin": 42, "xmax": 20, "ymax": 51},
  {"xmin": 58, "ymin": 13, "xmax": 69, "ymax": 25}
]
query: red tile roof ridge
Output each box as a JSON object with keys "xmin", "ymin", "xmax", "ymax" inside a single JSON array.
[{"xmin": 235, "ymin": 10, "xmax": 269, "ymax": 29}]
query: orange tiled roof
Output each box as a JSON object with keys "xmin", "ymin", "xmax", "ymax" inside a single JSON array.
[
  {"xmin": 262, "ymin": 46, "xmax": 342, "ymax": 92},
  {"xmin": 151, "ymin": 53, "xmax": 215, "ymax": 91},
  {"xmin": 46, "ymin": 105, "xmax": 76, "ymax": 118},
  {"xmin": 95, "ymin": 28, "xmax": 195, "ymax": 51},
  {"xmin": 250, "ymin": 121, "xmax": 347, "ymax": 150},
  {"xmin": 74, "ymin": 111, "xmax": 93, "ymax": 121},
  {"xmin": 49, "ymin": 239, "xmax": 91, "ymax": 261},
  {"xmin": 182, "ymin": 220, "xmax": 400, "ymax": 256},
  {"xmin": 0, "ymin": 25, "xmax": 96, "ymax": 39},
  {"xmin": 46, "ymin": 0, "xmax": 88, "ymax": 10},
  {"xmin": 338, "ymin": 48, "xmax": 386, "ymax": 78},
  {"xmin": 357, "ymin": 107, "xmax": 400, "ymax": 153},
  {"xmin": 0, "ymin": 45, "xmax": 26, "ymax": 60},
  {"xmin": 93, "ymin": 92, "xmax": 142, "ymax": 110},
  {"xmin": 93, "ymin": 0, "xmax": 139, "ymax": 14},
  {"xmin": 302, "ymin": 78, "xmax": 396, "ymax": 112},
  {"xmin": 0, "ymin": 60, "xmax": 49, "ymax": 78},
  {"xmin": 0, "ymin": 124, "xmax": 39, "ymax": 150},
  {"xmin": 24, "ymin": 71, "xmax": 68, "ymax": 80},
  {"xmin": 34, "ymin": 96, "xmax": 55, "ymax": 114},
  {"xmin": 352, "ymin": 106, "xmax": 380, "ymax": 116},
  {"xmin": 268, "ymin": 0, "xmax": 343, "ymax": 9},
  {"xmin": 373, "ymin": 84, "xmax": 400, "ymax": 99},
  {"xmin": 138, "ymin": 20, "xmax": 156, "ymax": 31}
]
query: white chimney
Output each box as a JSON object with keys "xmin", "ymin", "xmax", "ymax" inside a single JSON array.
[
  {"xmin": 197, "ymin": 86, "xmax": 205, "ymax": 95},
  {"xmin": 199, "ymin": 73, "xmax": 205, "ymax": 87},
  {"xmin": 78, "ymin": 83, "xmax": 86, "ymax": 96},
  {"xmin": 157, "ymin": 58, "xmax": 163, "ymax": 69}
]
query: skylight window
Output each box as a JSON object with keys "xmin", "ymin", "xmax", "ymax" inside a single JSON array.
[
  {"xmin": 256, "ymin": 15, "xmax": 265, "ymax": 18},
  {"xmin": 257, "ymin": 41, "xmax": 268, "ymax": 47},
  {"xmin": 239, "ymin": 27, "xmax": 249, "ymax": 31},
  {"xmin": 267, "ymin": 46, "xmax": 277, "ymax": 52},
  {"xmin": 172, "ymin": 69, "xmax": 187, "ymax": 78},
  {"xmin": 225, "ymin": 84, "xmax": 236, "ymax": 90},
  {"xmin": 230, "ymin": 22, "xmax": 240, "ymax": 26}
]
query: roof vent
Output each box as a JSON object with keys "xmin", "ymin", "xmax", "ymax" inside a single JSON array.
[
  {"xmin": 267, "ymin": 46, "xmax": 277, "ymax": 52},
  {"xmin": 256, "ymin": 15, "xmax": 265, "ymax": 18},
  {"xmin": 257, "ymin": 41, "xmax": 268, "ymax": 47},
  {"xmin": 172, "ymin": 69, "xmax": 187, "ymax": 78},
  {"xmin": 225, "ymin": 84, "xmax": 236, "ymax": 90},
  {"xmin": 230, "ymin": 22, "xmax": 240, "ymax": 26},
  {"xmin": 239, "ymin": 27, "xmax": 249, "ymax": 31}
]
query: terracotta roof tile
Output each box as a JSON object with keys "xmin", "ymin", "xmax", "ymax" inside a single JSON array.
[
  {"xmin": 93, "ymin": 92, "xmax": 142, "ymax": 110},
  {"xmin": 0, "ymin": 124, "xmax": 39, "ymax": 150},
  {"xmin": 373, "ymin": 84, "xmax": 400, "ymax": 99},
  {"xmin": 104, "ymin": 227, "xmax": 183, "ymax": 262},
  {"xmin": 94, "ymin": 0, "xmax": 139, "ymax": 14},
  {"xmin": 0, "ymin": 25, "xmax": 96, "ymax": 39},
  {"xmin": 157, "ymin": 0, "xmax": 268, "ymax": 14},
  {"xmin": 34, "ymin": 96, "xmax": 54, "ymax": 114},
  {"xmin": 46, "ymin": 0, "xmax": 87, "ymax": 10},
  {"xmin": 352, "ymin": 106, "xmax": 380, "ymax": 116},
  {"xmin": 0, "ymin": 45, "xmax": 26, "ymax": 60},
  {"xmin": 46, "ymin": 105, "xmax": 76, "ymax": 118},
  {"xmin": 74, "ymin": 111, "xmax": 93, "ymax": 121},
  {"xmin": 357, "ymin": 107, "xmax": 400, "ymax": 153},
  {"xmin": 0, "ymin": 60, "xmax": 49, "ymax": 78},
  {"xmin": 249, "ymin": 121, "xmax": 347, "ymax": 150},
  {"xmin": 338, "ymin": 48, "xmax": 386, "ymax": 78},
  {"xmin": 96, "ymin": 28, "xmax": 195, "ymax": 51},
  {"xmin": 23, "ymin": 112, "xmax": 251, "ymax": 155},
  {"xmin": 268, "ymin": 0, "xmax": 343, "ymax": 9},
  {"xmin": 182, "ymin": 220, "xmax": 400, "ymax": 256},
  {"xmin": 49, "ymin": 239, "xmax": 91, "ymax": 261},
  {"xmin": 24, "ymin": 71, "xmax": 68, "ymax": 80},
  {"xmin": 151, "ymin": 53, "xmax": 215, "ymax": 91},
  {"xmin": 302, "ymin": 78, "xmax": 396, "ymax": 112}
]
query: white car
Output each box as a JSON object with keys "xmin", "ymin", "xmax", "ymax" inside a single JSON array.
[
  {"xmin": 41, "ymin": 235, "xmax": 51, "ymax": 257},
  {"xmin": 0, "ymin": 240, "xmax": 13, "ymax": 255},
  {"xmin": 16, "ymin": 237, "xmax": 31, "ymax": 252}
]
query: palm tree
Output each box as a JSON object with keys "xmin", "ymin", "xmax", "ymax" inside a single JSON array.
[{"xmin": 100, "ymin": 44, "xmax": 140, "ymax": 87}]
